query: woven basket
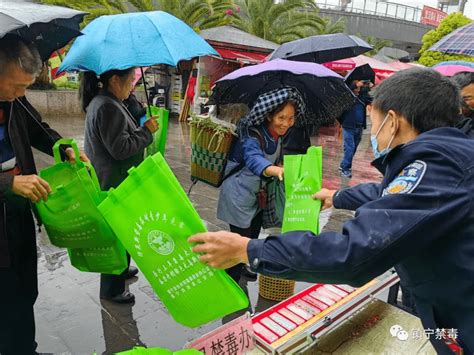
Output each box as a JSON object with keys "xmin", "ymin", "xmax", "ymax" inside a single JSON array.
[
  {"xmin": 190, "ymin": 124, "xmax": 233, "ymax": 187},
  {"xmin": 258, "ymin": 275, "xmax": 295, "ymax": 301}
]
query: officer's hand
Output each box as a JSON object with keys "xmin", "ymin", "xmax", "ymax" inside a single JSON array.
[
  {"xmin": 313, "ymin": 188, "xmax": 336, "ymax": 210},
  {"xmin": 144, "ymin": 116, "xmax": 159, "ymax": 134},
  {"xmin": 12, "ymin": 175, "xmax": 52, "ymax": 203},
  {"xmin": 65, "ymin": 147, "xmax": 90, "ymax": 163},
  {"xmin": 189, "ymin": 231, "xmax": 250, "ymax": 269}
]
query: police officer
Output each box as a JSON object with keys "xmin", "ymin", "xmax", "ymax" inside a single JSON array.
[
  {"xmin": 0, "ymin": 36, "xmax": 88, "ymax": 354},
  {"xmin": 190, "ymin": 68, "xmax": 474, "ymax": 354}
]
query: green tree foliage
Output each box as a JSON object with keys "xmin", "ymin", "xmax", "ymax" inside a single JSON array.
[
  {"xmin": 363, "ymin": 36, "xmax": 392, "ymax": 57},
  {"xmin": 40, "ymin": 0, "xmax": 236, "ymax": 30},
  {"xmin": 41, "ymin": 0, "xmax": 127, "ymax": 24},
  {"xmin": 230, "ymin": 0, "xmax": 326, "ymax": 44},
  {"xmin": 317, "ymin": 17, "xmax": 346, "ymax": 35},
  {"xmin": 418, "ymin": 12, "xmax": 473, "ymax": 67},
  {"xmin": 154, "ymin": 0, "xmax": 237, "ymax": 30}
]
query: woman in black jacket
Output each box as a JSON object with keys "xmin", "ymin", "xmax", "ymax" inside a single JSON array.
[{"xmin": 80, "ymin": 68, "xmax": 158, "ymax": 303}]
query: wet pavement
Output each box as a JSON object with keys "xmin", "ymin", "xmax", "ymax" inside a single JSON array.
[{"xmin": 33, "ymin": 116, "xmax": 382, "ymax": 353}]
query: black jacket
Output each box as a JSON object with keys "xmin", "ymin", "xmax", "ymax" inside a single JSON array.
[
  {"xmin": 0, "ymin": 97, "xmax": 62, "ymax": 267},
  {"xmin": 282, "ymin": 126, "xmax": 311, "ymax": 155},
  {"xmin": 455, "ymin": 116, "xmax": 474, "ymax": 138},
  {"xmin": 84, "ymin": 91, "xmax": 152, "ymax": 190}
]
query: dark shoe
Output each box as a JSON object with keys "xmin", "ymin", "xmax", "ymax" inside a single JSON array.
[
  {"xmin": 126, "ymin": 266, "xmax": 139, "ymax": 279},
  {"xmin": 101, "ymin": 291, "xmax": 135, "ymax": 304},
  {"xmin": 340, "ymin": 170, "xmax": 352, "ymax": 178}
]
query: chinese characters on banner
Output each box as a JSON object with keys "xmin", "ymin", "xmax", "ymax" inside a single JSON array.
[
  {"xmin": 420, "ymin": 6, "xmax": 447, "ymax": 27},
  {"xmin": 186, "ymin": 313, "xmax": 255, "ymax": 355}
]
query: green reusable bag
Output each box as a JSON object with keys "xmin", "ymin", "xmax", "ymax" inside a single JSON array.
[
  {"xmin": 145, "ymin": 106, "xmax": 169, "ymax": 157},
  {"xmin": 282, "ymin": 146, "xmax": 323, "ymax": 234},
  {"xmin": 36, "ymin": 139, "xmax": 116, "ymax": 248},
  {"xmin": 98, "ymin": 153, "xmax": 249, "ymax": 327},
  {"xmin": 67, "ymin": 192, "xmax": 128, "ymax": 275}
]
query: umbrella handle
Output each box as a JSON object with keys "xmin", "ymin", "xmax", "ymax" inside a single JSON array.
[{"xmin": 140, "ymin": 67, "xmax": 153, "ymax": 117}]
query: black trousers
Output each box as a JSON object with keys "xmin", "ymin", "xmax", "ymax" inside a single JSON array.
[
  {"xmin": 0, "ymin": 196, "xmax": 38, "ymax": 355},
  {"xmin": 100, "ymin": 253, "xmax": 131, "ymax": 298},
  {"xmin": 227, "ymin": 211, "xmax": 263, "ymax": 283}
]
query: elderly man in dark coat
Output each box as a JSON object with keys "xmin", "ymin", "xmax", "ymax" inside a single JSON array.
[{"xmin": 0, "ymin": 36, "xmax": 87, "ymax": 354}]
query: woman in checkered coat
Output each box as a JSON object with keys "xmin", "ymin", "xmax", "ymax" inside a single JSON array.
[{"xmin": 216, "ymin": 87, "xmax": 307, "ymax": 284}]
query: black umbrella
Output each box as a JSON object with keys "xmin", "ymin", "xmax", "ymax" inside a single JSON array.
[
  {"xmin": 345, "ymin": 64, "xmax": 375, "ymax": 84},
  {"xmin": 0, "ymin": 1, "xmax": 86, "ymax": 61},
  {"xmin": 268, "ymin": 33, "xmax": 373, "ymax": 64}
]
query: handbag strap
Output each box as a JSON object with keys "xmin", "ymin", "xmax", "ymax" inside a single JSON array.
[
  {"xmin": 53, "ymin": 138, "xmax": 102, "ymax": 192},
  {"xmin": 53, "ymin": 138, "xmax": 81, "ymax": 165}
]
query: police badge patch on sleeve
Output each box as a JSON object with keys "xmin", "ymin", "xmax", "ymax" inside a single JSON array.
[{"xmin": 382, "ymin": 160, "xmax": 427, "ymax": 196}]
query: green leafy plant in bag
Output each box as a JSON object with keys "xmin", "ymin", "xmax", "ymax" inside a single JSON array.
[
  {"xmin": 145, "ymin": 106, "xmax": 169, "ymax": 157},
  {"xmin": 98, "ymin": 153, "xmax": 249, "ymax": 328},
  {"xmin": 36, "ymin": 139, "xmax": 116, "ymax": 248},
  {"xmin": 282, "ymin": 146, "xmax": 323, "ymax": 234}
]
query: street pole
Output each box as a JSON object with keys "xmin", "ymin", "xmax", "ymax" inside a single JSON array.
[{"xmin": 458, "ymin": 0, "xmax": 468, "ymax": 14}]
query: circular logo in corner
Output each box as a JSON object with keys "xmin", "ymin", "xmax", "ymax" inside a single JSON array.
[{"xmin": 147, "ymin": 230, "xmax": 175, "ymax": 255}]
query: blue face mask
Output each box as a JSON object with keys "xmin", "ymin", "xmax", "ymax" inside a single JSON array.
[{"xmin": 370, "ymin": 114, "xmax": 395, "ymax": 159}]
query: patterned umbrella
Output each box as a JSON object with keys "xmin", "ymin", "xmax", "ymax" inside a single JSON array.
[{"xmin": 429, "ymin": 22, "xmax": 474, "ymax": 57}]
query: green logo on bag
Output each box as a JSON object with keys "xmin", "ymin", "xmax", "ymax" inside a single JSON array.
[{"xmin": 147, "ymin": 230, "xmax": 175, "ymax": 255}]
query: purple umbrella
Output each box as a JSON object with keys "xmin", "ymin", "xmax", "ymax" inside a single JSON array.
[
  {"xmin": 434, "ymin": 64, "xmax": 474, "ymax": 76},
  {"xmin": 209, "ymin": 59, "xmax": 355, "ymax": 126}
]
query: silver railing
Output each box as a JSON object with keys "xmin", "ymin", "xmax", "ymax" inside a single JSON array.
[{"xmin": 315, "ymin": 0, "xmax": 424, "ymax": 23}]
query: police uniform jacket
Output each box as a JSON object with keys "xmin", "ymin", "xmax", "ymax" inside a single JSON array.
[{"xmin": 247, "ymin": 127, "xmax": 474, "ymax": 354}]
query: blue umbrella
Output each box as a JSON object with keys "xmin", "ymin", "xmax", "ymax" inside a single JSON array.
[
  {"xmin": 58, "ymin": 11, "xmax": 218, "ymax": 74},
  {"xmin": 429, "ymin": 22, "xmax": 474, "ymax": 57}
]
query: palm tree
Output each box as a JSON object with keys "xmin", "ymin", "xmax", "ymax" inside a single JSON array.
[
  {"xmin": 41, "ymin": 0, "xmax": 236, "ymax": 30},
  {"xmin": 231, "ymin": 0, "xmax": 325, "ymax": 44},
  {"xmin": 154, "ymin": 0, "xmax": 237, "ymax": 30},
  {"xmin": 316, "ymin": 17, "xmax": 346, "ymax": 35},
  {"xmin": 40, "ymin": 0, "xmax": 127, "ymax": 23},
  {"xmin": 363, "ymin": 36, "xmax": 392, "ymax": 57}
]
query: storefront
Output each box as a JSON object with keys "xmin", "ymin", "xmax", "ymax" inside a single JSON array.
[{"xmin": 189, "ymin": 25, "xmax": 278, "ymax": 116}]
